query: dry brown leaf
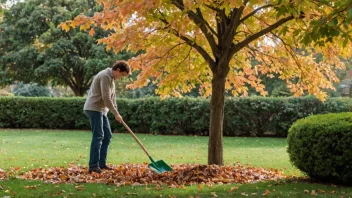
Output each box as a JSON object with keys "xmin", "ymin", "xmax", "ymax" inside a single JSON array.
[
  {"xmin": 155, "ymin": 183, "xmax": 162, "ymax": 190},
  {"xmin": 211, "ymin": 192, "xmax": 217, "ymax": 197},
  {"xmin": 311, "ymin": 190, "xmax": 317, "ymax": 196},
  {"xmin": 168, "ymin": 184, "xmax": 177, "ymax": 188},
  {"xmin": 198, "ymin": 185, "xmax": 204, "ymax": 190},
  {"xmin": 263, "ymin": 189, "xmax": 270, "ymax": 196},
  {"xmin": 75, "ymin": 185, "xmax": 85, "ymax": 191},
  {"xmin": 24, "ymin": 185, "xmax": 36, "ymax": 189},
  {"xmin": 318, "ymin": 189, "xmax": 326, "ymax": 194},
  {"xmin": 228, "ymin": 186, "xmax": 239, "ymax": 192}
]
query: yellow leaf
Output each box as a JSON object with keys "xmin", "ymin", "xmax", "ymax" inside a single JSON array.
[
  {"xmin": 230, "ymin": 0, "xmax": 244, "ymax": 8},
  {"xmin": 80, "ymin": 24, "xmax": 90, "ymax": 31},
  {"xmin": 70, "ymin": 21, "xmax": 78, "ymax": 28},
  {"xmin": 89, "ymin": 28, "xmax": 95, "ymax": 36},
  {"xmin": 60, "ymin": 23, "xmax": 70, "ymax": 32}
]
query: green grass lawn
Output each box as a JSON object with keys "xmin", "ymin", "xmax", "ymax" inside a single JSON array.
[
  {"xmin": 0, "ymin": 129, "xmax": 296, "ymax": 174},
  {"xmin": 1, "ymin": 129, "xmax": 351, "ymax": 197}
]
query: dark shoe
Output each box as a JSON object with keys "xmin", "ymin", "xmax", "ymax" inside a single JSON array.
[
  {"xmin": 100, "ymin": 165, "xmax": 113, "ymax": 170},
  {"xmin": 88, "ymin": 167, "xmax": 102, "ymax": 174}
]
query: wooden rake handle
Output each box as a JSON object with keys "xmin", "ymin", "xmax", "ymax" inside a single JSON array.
[{"xmin": 120, "ymin": 120, "xmax": 151, "ymax": 158}]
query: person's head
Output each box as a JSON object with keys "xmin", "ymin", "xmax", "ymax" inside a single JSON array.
[{"xmin": 111, "ymin": 60, "xmax": 131, "ymax": 80}]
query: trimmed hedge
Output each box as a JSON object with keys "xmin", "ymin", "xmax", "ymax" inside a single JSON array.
[
  {"xmin": 287, "ymin": 113, "xmax": 352, "ymax": 185},
  {"xmin": 1, "ymin": 96, "xmax": 352, "ymax": 137}
]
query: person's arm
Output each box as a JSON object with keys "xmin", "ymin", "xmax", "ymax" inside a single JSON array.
[
  {"xmin": 100, "ymin": 75, "xmax": 119, "ymax": 117},
  {"xmin": 112, "ymin": 92, "xmax": 118, "ymax": 111}
]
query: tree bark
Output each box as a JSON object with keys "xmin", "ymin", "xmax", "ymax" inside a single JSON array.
[
  {"xmin": 208, "ymin": 71, "xmax": 226, "ymax": 165},
  {"xmin": 71, "ymin": 84, "xmax": 87, "ymax": 96}
]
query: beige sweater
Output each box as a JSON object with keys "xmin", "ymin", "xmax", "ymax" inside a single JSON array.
[{"xmin": 83, "ymin": 68, "xmax": 119, "ymax": 116}]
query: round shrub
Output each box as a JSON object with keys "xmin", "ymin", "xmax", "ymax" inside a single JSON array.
[
  {"xmin": 12, "ymin": 83, "xmax": 51, "ymax": 97},
  {"xmin": 287, "ymin": 112, "xmax": 352, "ymax": 185}
]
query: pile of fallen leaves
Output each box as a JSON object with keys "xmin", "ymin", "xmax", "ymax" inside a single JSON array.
[{"xmin": 19, "ymin": 163, "xmax": 283, "ymax": 187}]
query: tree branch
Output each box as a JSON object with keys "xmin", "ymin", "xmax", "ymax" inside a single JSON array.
[
  {"xmin": 172, "ymin": 0, "xmax": 220, "ymax": 58},
  {"xmin": 204, "ymin": 3, "xmax": 221, "ymax": 12},
  {"xmin": 271, "ymin": 33, "xmax": 303, "ymax": 72},
  {"xmin": 59, "ymin": 70, "xmax": 75, "ymax": 92},
  {"xmin": 239, "ymin": 4, "xmax": 274, "ymax": 24},
  {"xmin": 174, "ymin": 46, "xmax": 192, "ymax": 70},
  {"xmin": 196, "ymin": 7, "xmax": 217, "ymax": 36},
  {"xmin": 230, "ymin": 15, "xmax": 295, "ymax": 56},
  {"xmin": 222, "ymin": 5, "xmax": 245, "ymax": 48},
  {"xmin": 153, "ymin": 42, "xmax": 186, "ymax": 67},
  {"xmin": 156, "ymin": 9, "xmax": 215, "ymax": 69}
]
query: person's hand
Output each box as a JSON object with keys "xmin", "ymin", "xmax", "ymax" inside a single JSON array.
[{"xmin": 115, "ymin": 114, "xmax": 123, "ymax": 123}]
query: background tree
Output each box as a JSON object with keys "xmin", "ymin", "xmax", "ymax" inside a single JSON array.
[
  {"xmin": 0, "ymin": 0, "xmax": 17, "ymax": 18},
  {"xmin": 0, "ymin": 0, "xmax": 17, "ymax": 85},
  {"xmin": 64, "ymin": 0, "xmax": 352, "ymax": 165},
  {"xmin": 0, "ymin": 0, "xmax": 134, "ymax": 96}
]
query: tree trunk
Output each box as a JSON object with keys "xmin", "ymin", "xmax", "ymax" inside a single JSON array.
[
  {"xmin": 208, "ymin": 72, "xmax": 226, "ymax": 165},
  {"xmin": 71, "ymin": 85, "xmax": 86, "ymax": 96}
]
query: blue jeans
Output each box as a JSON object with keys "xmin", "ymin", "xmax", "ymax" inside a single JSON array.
[{"xmin": 84, "ymin": 110, "xmax": 112, "ymax": 169}]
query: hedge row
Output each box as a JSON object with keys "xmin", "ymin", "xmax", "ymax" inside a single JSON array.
[{"xmin": 1, "ymin": 96, "xmax": 352, "ymax": 137}]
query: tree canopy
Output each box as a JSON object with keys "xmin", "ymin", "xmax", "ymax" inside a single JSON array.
[
  {"xmin": 0, "ymin": 0, "xmax": 134, "ymax": 96},
  {"xmin": 64, "ymin": 0, "xmax": 352, "ymax": 165}
]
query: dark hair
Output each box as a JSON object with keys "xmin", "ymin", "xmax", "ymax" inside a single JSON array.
[{"xmin": 112, "ymin": 60, "xmax": 131, "ymax": 74}]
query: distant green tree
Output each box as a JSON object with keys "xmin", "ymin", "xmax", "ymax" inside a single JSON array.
[
  {"xmin": 0, "ymin": 0, "xmax": 134, "ymax": 96},
  {"xmin": 12, "ymin": 82, "xmax": 51, "ymax": 97}
]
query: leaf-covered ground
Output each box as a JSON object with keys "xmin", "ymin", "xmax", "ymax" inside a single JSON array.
[{"xmin": 11, "ymin": 163, "xmax": 285, "ymax": 187}]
